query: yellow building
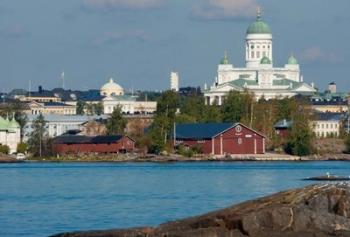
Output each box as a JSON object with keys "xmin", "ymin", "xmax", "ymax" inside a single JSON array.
[{"xmin": 26, "ymin": 101, "xmax": 76, "ymax": 115}]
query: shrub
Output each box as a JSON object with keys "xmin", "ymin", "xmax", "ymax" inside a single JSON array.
[
  {"xmin": 17, "ymin": 143, "xmax": 28, "ymax": 154},
  {"xmin": 0, "ymin": 145, "xmax": 10, "ymax": 154}
]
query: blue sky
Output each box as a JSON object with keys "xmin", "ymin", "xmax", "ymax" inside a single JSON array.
[{"xmin": 0, "ymin": 0, "xmax": 349, "ymax": 92}]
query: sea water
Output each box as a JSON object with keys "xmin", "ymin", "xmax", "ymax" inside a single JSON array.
[{"xmin": 1, "ymin": 161, "xmax": 349, "ymax": 237}]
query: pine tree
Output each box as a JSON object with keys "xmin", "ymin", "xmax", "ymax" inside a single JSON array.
[
  {"xmin": 28, "ymin": 114, "xmax": 48, "ymax": 157},
  {"xmin": 106, "ymin": 106, "xmax": 127, "ymax": 135}
]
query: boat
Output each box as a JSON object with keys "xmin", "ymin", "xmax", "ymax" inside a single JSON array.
[{"xmin": 303, "ymin": 172, "xmax": 350, "ymax": 181}]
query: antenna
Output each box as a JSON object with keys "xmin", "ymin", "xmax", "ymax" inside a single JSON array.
[
  {"xmin": 28, "ymin": 80, "xmax": 32, "ymax": 98},
  {"xmin": 61, "ymin": 71, "xmax": 65, "ymax": 89}
]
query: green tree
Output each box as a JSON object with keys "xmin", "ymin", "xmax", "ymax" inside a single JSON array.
[
  {"xmin": 148, "ymin": 90, "xmax": 179, "ymax": 152},
  {"xmin": 345, "ymin": 134, "xmax": 350, "ymax": 154},
  {"xmin": 76, "ymin": 101, "xmax": 86, "ymax": 115},
  {"xmin": 93, "ymin": 102, "xmax": 104, "ymax": 115},
  {"xmin": 284, "ymin": 101, "xmax": 313, "ymax": 156},
  {"xmin": 27, "ymin": 114, "xmax": 49, "ymax": 157},
  {"xmin": 221, "ymin": 91, "xmax": 253, "ymax": 123},
  {"xmin": 201, "ymin": 105, "xmax": 222, "ymax": 123},
  {"xmin": 0, "ymin": 145, "xmax": 10, "ymax": 154},
  {"xmin": 17, "ymin": 142, "xmax": 28, "ymax": 153},
  {"xmin": 106, "ymin": 106, "xmax": 127, "ymax": 135}
]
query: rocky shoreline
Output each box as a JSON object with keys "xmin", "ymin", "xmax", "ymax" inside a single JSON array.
[{"xmin": 51, "ymin": 183, "xmax": 350, "ymax": 237}]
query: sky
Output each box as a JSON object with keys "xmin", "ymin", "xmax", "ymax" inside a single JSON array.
[{"xmin": 0, "ymin": 0, "xmax": 349, "ymax": 93}]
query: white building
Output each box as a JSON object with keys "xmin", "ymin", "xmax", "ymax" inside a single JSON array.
[
  {"xmin": 170, "ymin": 71, "xmax": 179, "ymax": 92},
  {"xmin": 100, "ymin": 79, "xmax": 157, "ymax": 115},
  {"xmin": 204, "ymin": 9, "xmax": 316, "ymax": 104},
  {"xmin": 312, "ymin": 113, "xmax": 342, "ymax": 138},
  {"xmin": 0, "ymin": 116, "xmax": 20, "ymax": 154},
  {"xmin": 24, "ymin": 114, "xmax": 108, "ymax": 141}
]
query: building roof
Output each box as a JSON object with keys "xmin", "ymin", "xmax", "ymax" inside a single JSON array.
[
  {"xmin": 43, "ymin": 102, "xmax": 74, "ymax": 107},
  {"xmin": 246, "ymin": 11, "xmax": 271, "ymax": 35},
  {"xmin": 53, "ymin": 135, "xmax": 128, "ymax": 144},
  {"xmin": 26, "ymin": 114, "xmax": 108, "ymax": 123},
  {"xmin": 175, "ymin": 123, "xmax": 233, "ymax": 140},
  {"xmin": 274, "ymin": 119, "xmax": 293, "ymax": 129},
  {"xmin": 0, "ymin": 116, "xmax": 20, "ymax": 131},
  {"xmin": 314, "ymin": 112, "xmax": 343, "ymax": 121}
]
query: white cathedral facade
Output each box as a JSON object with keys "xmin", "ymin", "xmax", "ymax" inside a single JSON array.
[{"xmin": 204, "ymin": 10, "xmax": 316, "ymax": 105}]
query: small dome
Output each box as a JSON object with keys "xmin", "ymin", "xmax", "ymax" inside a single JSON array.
[
  {"xmin": 247, "ymin": 10, "xmax": 271, "ymax": 35},
  {"xmin": 288, "ymin": 55, "xmax": 298, "ymax": 65},
  {"xmin": 220, "ymin": 51, "xmax": 229, "ymax": 65},
  {"xmin": 260, "ymin": 56, "xmax": 272, "ymax": 64},
  {"xmin": 100, "ymin": 78, "xmax": 124, "ymax": 96}
]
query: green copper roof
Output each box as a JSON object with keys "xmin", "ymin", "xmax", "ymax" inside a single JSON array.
[
  {"xmin": 9, "ymin": 119, "xmax": 20, "ymax": 129},
  {"xmin": 260, "ymin": 56, "xmax": 272, "ymax": 64},
  {"xmin": 0, "ymin": 117, "xmax": 8, "ymax": 130},
  {"xmin": 246, "ymin": 12, "xmax": 271, "ymax": 35},
  {"xmin": 288, "ymin": 54, "xmax": 298, "ymax": 65}
]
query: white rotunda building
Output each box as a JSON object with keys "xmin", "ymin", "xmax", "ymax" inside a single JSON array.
[
  {"xmin": 100, "ymin": 78, "xmax": 124, "ymax": 97},
  {"xmin": 204, "ymin": 9, "xmax": 316, "ymax": 104}
]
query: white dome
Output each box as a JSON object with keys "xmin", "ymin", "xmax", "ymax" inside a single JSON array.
[{"xmin": 100, "ymin": 78, "xmax": 124, "ymax": 96}]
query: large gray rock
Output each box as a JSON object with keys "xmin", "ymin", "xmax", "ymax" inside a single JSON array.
[{"xmin": 51, "ymin": 183, "xmax": 350, "ymax": 237}]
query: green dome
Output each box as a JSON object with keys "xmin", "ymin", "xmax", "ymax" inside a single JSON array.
[
  {"xmin": 260, "ymin": 56, "xmax": 271, "ymax": 64},
  {"xmin": 246, "ymin": 13, "xmax": 271, "ymax": 35},
  {"xmin": 288, "ymin": 54, "xmax": 298, "ymax": 65}
]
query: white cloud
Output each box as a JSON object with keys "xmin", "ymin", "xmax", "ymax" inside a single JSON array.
[
  {"xmin": 83, "ymin": 0, "xmax": 164, "ymax": 10},
  {"xmin": 299, "ymin": 47, "xmax": 338, "ymax": 64},
  {"xmin": 191, "ymin": 0, "xmax": 258, "ymax": 20}
]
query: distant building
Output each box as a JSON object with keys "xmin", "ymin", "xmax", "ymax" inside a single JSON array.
[
  {"xmin": 18, "ymin": 86, "xmax": 61, "ymax": 103},
  {"xmin": 100, "ymin": 78, "xmax": 124, "ymax": 96},
  {"xmin": 100, "ymin": 78, "xmax": 157, "ymax": 115},
  {"xmin": 52, "ymin": 135, "xmax": 135, "ymax": 154},
  {"xmin": 310, "ymin": 83, "xmax": 349, "ymax": 113},
  {"xmin": 274, "ymin": 119, "xmax": 293, "ymax": 139},
  {"xmin": 312, "ymin": 113, "xmax": 343, "ymax": 138},
  {"xmin": 275, "ymin": 112, "xmax": 344, "ymax": 139},
  {"xmin": 0, "ymin": 116, "xmax": 20, "ymax": 154},
  {"xmin": 173, "ymin": 123, "xmax": 266, "ymax": 155},
  {"xmin": 26, "ymin": 101, "xmax": 76, "ymax": 115},
  {"xmin": 24, "ymin": 114, "xmax": 108, "ymax": 141},
  {"xmin": 170, "ymin": 71, "xmax": 179, "ymax": 92},
  {"xmin": 204, "ymin": 9, "xmax": 316, "ymax": 103}
]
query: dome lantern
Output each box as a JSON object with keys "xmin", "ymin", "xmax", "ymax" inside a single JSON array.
[{"xmin": 288, "ymin": 54, "xmax": 298, "ymax": 65}]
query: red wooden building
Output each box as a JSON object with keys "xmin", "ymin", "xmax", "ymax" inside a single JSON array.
[
  {"xmin": 174, "ymin": 123, "xmax": 266, "ymax": 155},
  {"xmin": 53, "ymin": 135, "xmax": 135, "ymax": 154},
  {"xmin": 274, "ymin": 119, "xmax": 293, "ymax": 139}
]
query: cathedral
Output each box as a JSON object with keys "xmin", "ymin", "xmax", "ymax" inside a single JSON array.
[{"xmin": 204, "ymin": 9, "xmax": 316, "ymax": 105}]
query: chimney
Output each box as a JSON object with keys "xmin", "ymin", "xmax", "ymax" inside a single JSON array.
[{"xmin": 328, "ymin": 82, "xmax": 336, "ymax": 94}]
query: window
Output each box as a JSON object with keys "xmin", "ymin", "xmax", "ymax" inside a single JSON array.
[
  {"xmin": 251, "ymin": 51, "xmax": 255, "ymax": 58},
  {"xmin": 257, "ymin": 51, "xmax": 260, "ymax": 58},
  {"xmin": 263, "ymin": 52, "xmax": 266, "ymax": 57},
  {"xmin": 251, "ymin": 45, "xmax": 254, "ymax": 49}
]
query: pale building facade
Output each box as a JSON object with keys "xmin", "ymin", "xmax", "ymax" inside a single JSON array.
[
  {"xmin": 100, "ymin": 78, "xmax": 157, "ymax": 115},
  {"xmin": 204, "ymin": 9, "xmax": 316, "ymax": 104},
  {"xmin": 312, "ymin": 113, "xmax": 342, "ymax": 138},
  {"xmin": 170, "ymin": 71, "xmax": 179, "ymax": 92},
  {"xmin": 26, "ymin": 101, "xmax": 76, "ymax": 115},
  {"xmin": 0, "ymin": 116, "xmax": 20, "ymax": 154}
]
